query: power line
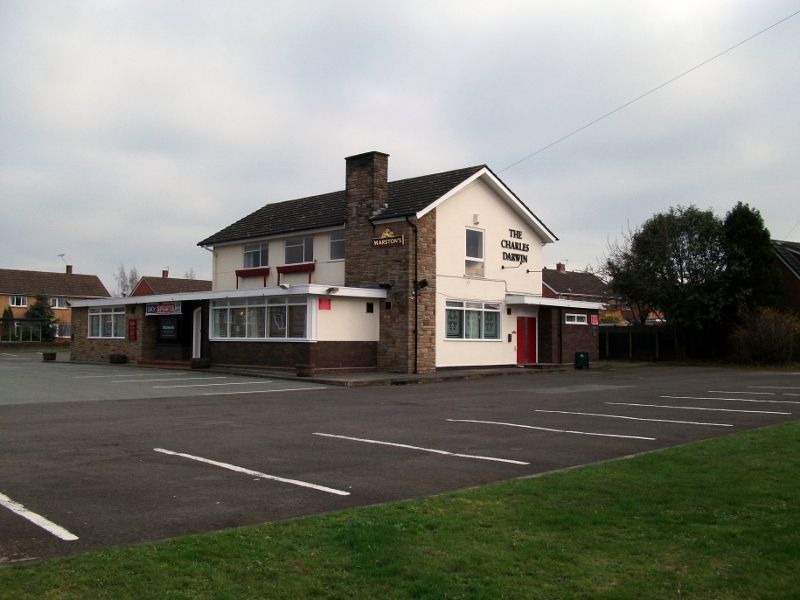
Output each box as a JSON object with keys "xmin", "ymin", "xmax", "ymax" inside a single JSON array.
[
  {"xmin": 500, "ymin": 8, "xmax": 800, "ymax": 173},
  {"xmin": 784, "ymin": 216, "xmax": 800, "ymax": 239}
]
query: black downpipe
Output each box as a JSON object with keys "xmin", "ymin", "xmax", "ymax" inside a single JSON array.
[{"xmin": 406, "ymin": 216, "xmax": 418, "ymax": 374}]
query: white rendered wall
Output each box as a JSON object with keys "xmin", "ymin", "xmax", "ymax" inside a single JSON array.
[
  {"xmin": 316, "ymin": 296, "xmax": 380, "ymax": 341},
  {"xmin": 434, "ymin": 178, "xmax": 548, "ymax": 367},
  {"xmin": 211, "ymin": 230, "xmax": 346, "ymax": 292}
]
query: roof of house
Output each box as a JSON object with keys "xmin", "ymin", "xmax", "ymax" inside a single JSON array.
[
  {"xmin": 542, "ymin": 269, "xmax": 609, "ymax": 299},
  {"xmin": 198, "ymin": 164, "xmax": 554, "ymax": 247},
  {"xmin": 130, "ymin": 276, "xmax": 212, "ymax": 297},
  {"xmin": 0, "ymin": 268, "xmax": 110, "ymax": 298},
  {"xmin": 773, "ymin": 240, "xmax": 800, "ymax": 280}
]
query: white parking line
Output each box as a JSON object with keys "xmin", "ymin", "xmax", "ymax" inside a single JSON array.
[
  {"xmin": 708, "ymin": 390, "xmax": 775, "ymax": 395},
  {"xmin": 203, "ymin": 386, "xmax": 327, "ymax": 396},
  {"xmin": 114, "ymin": 376, "xmax": 228, "ymax": 384},
  {"xmin": 447, "ymin": 419, "xmax": 656, "ymax": 440},
  {"xmin": 153, "ymin": 381, "xmax": 271, "ymax": 389},
  {"xmin": 534, "ymin": 409, "xmax": 732, "ymax": 427},
  {"xmin": 76, "ymin": 372, "xmax": 190, "ymax": 379},
  {"xmin": 608, "ymin": 402, "xmax": 790, "ymax": 415},
  {"xmin": 313, "ymin": 433, "xmax": 529, "ymax": 465},
  {"xmin": 748, "ymin": 386, "xmax": 800, "ymax": 390},
  {"xmin": 153, "ymin": 448, "xmax": 349, "ymax": 496},
  {"xmin": 661, "ymin": 395, "xmax": 800, "ymax": 405},
  {"xmin": 0, "ymin": 491, "xmax": 78, "ymax": 541}
]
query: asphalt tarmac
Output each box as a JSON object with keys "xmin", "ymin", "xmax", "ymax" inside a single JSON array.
[{"xmin": 1, "ymin": 356, "xmax": 798, "ymax": 562}]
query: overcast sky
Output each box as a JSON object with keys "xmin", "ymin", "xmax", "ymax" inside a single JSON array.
[{"xmin": 2, "ymin": 1, "xmax": 798, "ymax": 294}]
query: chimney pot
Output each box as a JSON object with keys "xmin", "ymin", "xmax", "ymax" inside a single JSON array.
[
  {"xmin": 162, "ymin": 269, "xmax": 169, "ymax": 279},
  {"xmin": 556, "ymin": 262, "xmax": 566, "ymax": 272},
  {"xmin": 65, "ymin": 265, "xmax": 73, "ymax": 275}
]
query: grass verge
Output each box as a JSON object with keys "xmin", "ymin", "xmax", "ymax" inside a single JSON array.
[{"xmin": 2, "ymin": 423, "xmax": 799, "ymax": 599}]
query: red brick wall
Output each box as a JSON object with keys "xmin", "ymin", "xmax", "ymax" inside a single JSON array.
[
  {"xmin": 536, "ymin": 307, "xmax": 600, "ymax": 364},
  {"xmin": 70, "ymin": 305, "xmax": 156, "ymax": 363}
]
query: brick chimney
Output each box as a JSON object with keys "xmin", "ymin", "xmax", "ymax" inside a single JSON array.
[
  {"xmin": 556, "ymin": 262, "xmax": 566, "ymax": 272},
  {"xmin": 345, "ymin": 151, "xmax": 389, "ymax": 220},
  {"xmin": 65, "ymin": 265, "xmax": 73, "ymax": 275},
  {"xmin": 162, "ymin": 268, "xmax": 169, "ymax": 278}
]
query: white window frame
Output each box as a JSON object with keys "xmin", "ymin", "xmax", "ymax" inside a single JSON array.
[
  {"xmin": 329, "ymin": 230, "xmax": 345, "ymax": 261},
  {"xmin": 565, "ymin": 313, "xmax": 588, "ymax": 325},
  {"xmin": 210, "ymin": 295, "xmax": 309, "ymax": 341},
  {"xmin": 285, "ymin": 236, "xmax": 314, "ymax": 264},
  {"xmin": 88, "ymin": 306, "xmax": 126, "ymax": 339},
  {"xmin": 10, "ymin": 295, "xmax": 27, "ymax": 307},
  {"xmin": 445, "ymin": 300, "xmax": 501, "ymax": 340},
  {"xmin": 465, "ymin": 228, "xmax": 484, "ymax": 277},
  {"xmin": 51, "ymin": 297, "xmax": 68, "ymax": 309},
  {"xmin": 243, "ymin": 242, "xmax": 269, "ymax": 269}
]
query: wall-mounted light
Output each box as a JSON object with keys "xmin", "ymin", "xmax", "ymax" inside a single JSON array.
[
  {"xmin": 416, "ymin": 279, "xmax": 429, "ymax": 290},
  {"xmin": 326, "ymin": 287, "xmax": 339, "ymax": 294},
  {"xmin": 278, "ymin": 283, "xmax": 290, "ymax": 290},
  {"xmin": 473, "ymin": 214, "xmax": 480, "ymax": 225}
]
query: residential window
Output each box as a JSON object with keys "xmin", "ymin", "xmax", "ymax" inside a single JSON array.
[
  {"xmin": 445, "ymin": 301, "xmax": 500, "ymax": 340},
  {"xmin": 285, "ymin": 237, "xmax": 314, "ymax": 264},
  {"xmin": 465, "ymin": 228, "xmax": 484, "ymax": 277},
  {"xmin": 88, "ymin": 306, "xmax": 125, "ymax": 338},
  {"xmin": 565, "ymin": 313, "xmax": 588, "ymax": 325},
  {"xmin": 329, "ymin": 230, "xmax": 345, "ymax": 261},
  {"xmin": 211, "ymin": 295, "xmax": 307, "ymax": 340},
  {"xmin": 10, "ymin": 295, "xmax": 27, "ymax": 307},
  {"xmin": 51, "ymin": 297, "xmax": 68, "ymax": 309},
  {"xmin": 243, "ymin": 243, "xmax": 268, "ymax": 268}
]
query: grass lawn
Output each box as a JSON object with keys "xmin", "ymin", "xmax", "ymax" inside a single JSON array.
[{"xmin": 1, "ymin": 422, "xmax": 798, "ymax": 599}]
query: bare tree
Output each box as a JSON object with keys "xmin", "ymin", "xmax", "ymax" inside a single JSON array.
[
  {"xmin": 183, "ymin": 268, "xmax": 196, "ymax": 280},
  {"xmin": 114, "ymin": 264, "xmax": 139, "ymax": 296}
]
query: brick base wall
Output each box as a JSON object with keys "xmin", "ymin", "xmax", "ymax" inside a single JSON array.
[
  {"xmin": 70, "ymin": 305, "xmax": 153, "ymax": 363},
  {"xmin": 209, "ymin": 341, "xmax": 377, "ymax": 370}
]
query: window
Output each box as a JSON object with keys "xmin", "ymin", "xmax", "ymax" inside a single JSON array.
[
  {"xmin": 565, "ymin": 313, "xmax": 588, "ymax": 325},
  {"xmin": 51, "ymin": 297, "xmax": 68, "ymax": 309},
  {"xmin": 285, "ymin": 237, "xmax": 314, "ymax": 264},
  {"xmin": 445, "ymin": 301, "xmax": 500, "ymax": 340},
  {"xmin": 88, "ymin": 306, "xmax": 125, "ymax": 338},
  {"xmin": 465, "ymin": 228, "xmax": 484, "ymax": 277},
  {"xmin": 329, "ymin": 230, "xmax": 345, "ymax": 260},
  {"xmin": 211, "ymin": 295, "xmax": 307, "ymax": 340},
  {"xmin": 243, "ymin": 243, "xmax": 268, "ymax": 268},
  {"xmin": 10, "ymin": 295, "xmax": 27, "ymax": 307}
]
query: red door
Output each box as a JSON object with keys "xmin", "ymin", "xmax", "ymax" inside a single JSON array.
[{"xmin": 516, "ymin": 317, "xmax": 537, "ymax": 364}]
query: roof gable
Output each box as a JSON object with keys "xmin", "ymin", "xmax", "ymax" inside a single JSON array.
[
  {"xmin": 130, "ymin": 276, "xmax": 212, "ymax": 296},
  {"xmin": 542, "ymin": 269, "xmax": 608, "ymax": 298},
  {"xmin": 773, "ymin": 240, "xmax": 800, "ymax": 280},
  {"xmin": 0, "ymin": 268, "xmax": 110, "ymax": 298},
  {"xmin": 198, "ymin": 164, "xmax": 555, "ymax": 246}
]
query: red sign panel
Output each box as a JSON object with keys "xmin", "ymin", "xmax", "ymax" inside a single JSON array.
[
  {"xmin": 318, "ymin": 298, "xmax": 332, "ymax": 311},
  {"xmin": 127, "ymin": 319, "xmax": 138, "ymax": 341},
  {"xmin": 591, "ymin": 314, "xmax": 599, "ymax": 326}
]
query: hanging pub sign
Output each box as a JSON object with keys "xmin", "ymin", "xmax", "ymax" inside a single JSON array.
[
  {"xmin": 372, "ymin": 228, "xmax": 405, "ymax": 247},
  {"xmin": 145, "ymin": 301, "xmax": 182, "ymax": 316}
]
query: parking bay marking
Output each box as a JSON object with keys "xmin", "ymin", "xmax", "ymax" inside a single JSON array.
[
  {"xmin": 748, "ymin": 386, "xmax": 800, "ymax": 390},
  {"xmin": 608, "ymin": 402, "xmax": 790, "ymax": 415},
  {"xmin": 313, "ymin": 433, "xmax": 529, "ymax": 465},
  {"xmin": 447, "ymin": 419, "xmax": 657, "ymax": 440},
  {"xmin": 708, "ymin": 390, "xmax": 775, "ymax": 395},
  {"xmin": 534, "ymin": 409, "xmax": 732, "ymax": 427},
  {"xmin": 203, "ymin": 386, "xmax": 327, "ymax": 396},
  {"xmin": 661, "ymin": 395, "xmax": 800, "ymax": 405},
  {"xmin": 153, "ymin": 448, "xmax": 349, "ymax": 496},
  {"xmin": 0, "ymin": 491, "xmax": 78, "ymax": 541},
  {"xmin": 114, "ymin": 376, "xmax": 229, "ymax": 384},
  {"xmin": 76, "ymin": 372, "xmax": 191, "ymax": 379},
  {"xmin": 153, "ymin": 381, "xmax": 272, "ymax": 389}
]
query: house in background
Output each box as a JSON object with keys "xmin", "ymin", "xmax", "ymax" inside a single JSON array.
[
  {"xmin": 130, "ymin": 269, "xmax": 212, "ymax": 297},
  {"xmin": 542, "ymin": 263, "xmax": 623, "ymax": 322},
  {"xmin": 772, "ymin": 240, "xmax": 800, "ymax": 314},
  {"xmin": 0, "ymin": 266, "xmax": 110, "ymax": 338}
]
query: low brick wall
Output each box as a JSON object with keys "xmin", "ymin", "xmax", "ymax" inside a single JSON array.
[
  {"xmin": 209, "ymin": 340, "xmax": 377, "ymax": 371},
  {"xmin": 70, "ymin": 305, "xmax": 152, "ymax": 363}
]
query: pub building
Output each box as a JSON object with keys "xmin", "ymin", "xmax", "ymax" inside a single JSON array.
[{"xmin": 71, "ymin": 151, "xmax": 602, "ymax": 374}]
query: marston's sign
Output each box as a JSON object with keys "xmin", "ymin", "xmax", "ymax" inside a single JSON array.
[
  {"xmin": 145, "ymin": 301, "xmax": 182, "ymax": 316},
  {"xmin": 372, "ymin": 228, "xmax": 405, "ymax": 247}
]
